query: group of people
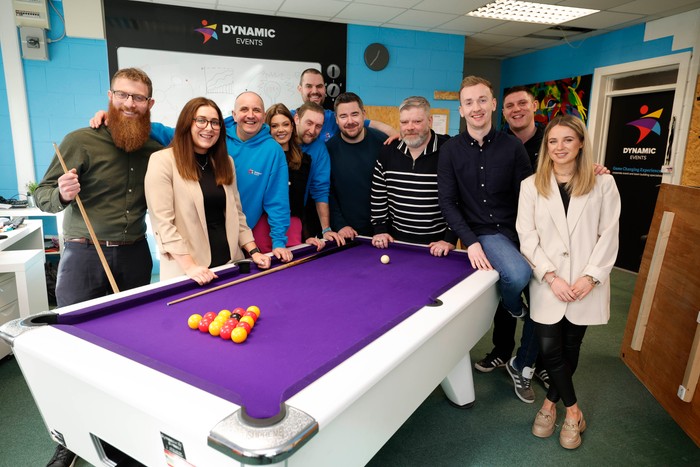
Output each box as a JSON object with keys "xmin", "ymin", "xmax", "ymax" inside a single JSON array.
[{"xmin": 34, "ymin": 67, "xmax": 619, "ymax": 466}]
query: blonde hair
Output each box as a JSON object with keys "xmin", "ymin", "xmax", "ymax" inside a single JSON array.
[{"xmin": 535, "ymin": 115, "xmax": 595, "ymax": 197}]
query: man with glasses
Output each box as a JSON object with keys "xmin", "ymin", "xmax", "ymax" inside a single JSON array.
[{"xmin": 34, "ymin": 67, "xmax": 162, "ymax": 467}]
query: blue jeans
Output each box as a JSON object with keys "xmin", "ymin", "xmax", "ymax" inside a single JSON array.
[{"xmin": 479, "ymin": 233, "xmax": 538, "ymax": 370}]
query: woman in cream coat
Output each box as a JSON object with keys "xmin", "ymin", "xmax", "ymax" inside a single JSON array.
[
  {"xmin": 516, "ymin": 115, "xmax": 620, "ymax": 449},
  {"xmin": 146, "ymin": 97, "xmax": 270, "ymax": 285}
]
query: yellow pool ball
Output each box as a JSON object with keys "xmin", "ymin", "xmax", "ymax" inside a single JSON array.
[
  {"xmin": 381, "ymin": 255, "xmax": 390, "ymax": 264},
  {"xmin": 208, "ymin": 321, "xmax": 222, "ymax": 337},
  {"xmin": 187, "ymin": 314, "xmax": 202, "ymax": 329},
  {"xmin": 240, "ymin": 315, "xmax": 255, "ymax": 329},
  {"xmin": 231, "ymin": 327, "xmax": 248, "ymax": 344}
]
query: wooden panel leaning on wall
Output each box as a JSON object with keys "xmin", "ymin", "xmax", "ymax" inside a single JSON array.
[{"xmin": 620, "ymin": 183, "xmax": 700, "ymax": 447}]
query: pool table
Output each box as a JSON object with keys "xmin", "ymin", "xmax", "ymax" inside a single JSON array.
[{"xmin": 1, "ymin": 238, "xmax": 498, "ymax": 466}]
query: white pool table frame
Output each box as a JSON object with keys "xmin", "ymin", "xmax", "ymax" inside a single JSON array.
[{"xmin": 2, "ymin": 261, "xmax": 498, "ymax": 466}]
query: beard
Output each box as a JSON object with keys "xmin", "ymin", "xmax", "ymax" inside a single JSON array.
[
  {"xmin": 108, "ymin": 104, "xmax": 152, "ymax": 153},
  {"xmin": 402, "ymin": 131, "xmax": 430, "ymax": 148}
]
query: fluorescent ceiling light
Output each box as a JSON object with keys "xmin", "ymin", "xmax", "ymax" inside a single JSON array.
[{"xmin": 467, "ymin": 0, "xmax": 598, "ymax": 25}]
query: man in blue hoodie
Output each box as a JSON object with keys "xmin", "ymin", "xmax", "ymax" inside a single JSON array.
[{"xmin": 150, "ymin": 92, "xmax": 292, "ymax": 262}]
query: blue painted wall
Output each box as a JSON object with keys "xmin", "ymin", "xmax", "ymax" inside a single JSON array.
[
  {"xmin": 501, "ymin": 24, "xmax": 688, "ymax": 89},
  {"xmin": 347, "ymin": 25, "xmax": 464, "ymax": 136},
  {"xmin": 0, "ymin": 44, "xmax": 17, "ymax": 200}
]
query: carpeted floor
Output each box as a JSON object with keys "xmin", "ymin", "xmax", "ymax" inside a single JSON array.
[{"xmin": 1, "ymin": 268, "xmax": 698, "ymax": 466}]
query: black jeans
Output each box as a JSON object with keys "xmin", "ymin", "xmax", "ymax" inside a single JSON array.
[
  {"xmin": 56, "ymin": 239, "xmax": 152, "ymax": 307},
  {"xmin": 535, "ymin": 317, "xmax": 588, "ymax": 407}
]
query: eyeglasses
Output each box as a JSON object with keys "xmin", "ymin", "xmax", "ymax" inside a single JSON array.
[
  {"xmin": 111, "ymin": 90, "xmax": 151, "ymax": 104},
  {"xmin": 193, "ymin": 117, "xmax": 221, "ymax": 130}
]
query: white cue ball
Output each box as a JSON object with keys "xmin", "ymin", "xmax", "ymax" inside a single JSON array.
[{"xmin": 380, "ymin": 255, "xmax": 390, "ymax": 264}]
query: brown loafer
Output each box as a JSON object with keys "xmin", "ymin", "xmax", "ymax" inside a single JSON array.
[
  {"xmin": 560, "ymin": 414, "xmax": 586, "ymax": 449},
  {"xmin": 532, "ymin": 406, "xmax": 557, "ymax": 438}
]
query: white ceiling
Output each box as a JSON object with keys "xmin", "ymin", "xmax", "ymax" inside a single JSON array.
[{"xmin": 133, "ymin": 0, "xmax": 700, "ymax": 59}]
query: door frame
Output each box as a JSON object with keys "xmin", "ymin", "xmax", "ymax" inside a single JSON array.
[{"xmin": 587, "ymin": 52, "xmax": 694, "ymax": 185}]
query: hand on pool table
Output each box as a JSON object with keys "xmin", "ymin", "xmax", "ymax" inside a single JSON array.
[
  {"xmin": 466, "ymin": 242, "xmax": 493, "ymax": 271},
  {"xmin": 372, "ymin": 233, "xmax": 394, "ymax": 249},
  {"xmin": 429, "ymin": 240, "xmax": 455, "ymax": 257},
  {"xmin": 322, "ymin": 230, "xmax": 345, "ymax": 246},
  {"xmin": 184, "ymin": 264, "xmax": 218, "ymax": 286},
  {"xmin": 252, "ymin": 251, "xmax": 272, "ymax": 268},
  {"xmin": 272, "ymin": 247, "xmax": 293, "ymax": 263},
  {"xmin": 305, "ymin": 237, "xmax": 326, "ymax": 251},
  {"xmin": 338, "ymin": 226, "xmax": 358, "ymax": 240}
]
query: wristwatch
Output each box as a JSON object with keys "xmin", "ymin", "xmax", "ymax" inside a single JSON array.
[
  {"xmin": 585, "ymin": 275, "xmax": 600, "ymax": 286},
  {"xmin": 248, "ymin": 247, "xmax": 261, "ymax": 256}
]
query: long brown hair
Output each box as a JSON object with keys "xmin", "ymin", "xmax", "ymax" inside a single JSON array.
[
  {"xmin": 171, "ymin": 97, "xmax": 233, "ymax": 185},
  {"xmin": 535, "ymin": 114, "xmax": 595, "ymax": 198},
  {"xmin": 265, "ymin": 103, "xmax": 303, "ymax": 170}
]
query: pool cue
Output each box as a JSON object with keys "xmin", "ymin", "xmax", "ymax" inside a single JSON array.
[
  {"xmin": 52, "ymin": 143, "xmax": 120, "ymax": 294},
  {"xmin": 167, "ymin": 240, "xmax": 359, "ymax": 306}
]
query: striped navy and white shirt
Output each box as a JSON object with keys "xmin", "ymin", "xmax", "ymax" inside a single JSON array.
[{"xmin": 371, "ymin": 130, "xmax": 457, "ymax": 245}]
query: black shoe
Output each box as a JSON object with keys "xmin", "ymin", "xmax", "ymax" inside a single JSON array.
[
  {"xmin": 534, "ymin": 367, "xmax": 551, "ymax": 389},
  {"xmin": 47, "ymin": 444, "xmax": 77, "ymax": 467},
  {"xmin": 474, "ymin": 352, "xmax": 507, "ymax": 373}
]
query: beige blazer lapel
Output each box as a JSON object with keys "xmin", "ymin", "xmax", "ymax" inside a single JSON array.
[
  {"xmin": 183, "ymin": 177, "xmax": 208, "ymax": 236},
  {"xmin": 566, "ymin": 189, "xmax": 590, "ymax": 234},
  {"xmin": 547, "ymin": 174, "xmax": 570, "ymax": 250}
]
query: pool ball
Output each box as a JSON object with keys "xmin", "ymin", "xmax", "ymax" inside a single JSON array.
[
  {"xmin": 203, "ymin": 311, "xmax": 217, "ymax": 321},
  {"xmin": 198, "ymin": 318, "xmax": 211, "ymax": 333},
  {"xmin": 231, "ymin": 327, "xmax": 247, "ymax": 344},
  {"xmin": 232, "ymin": 307, "xmax": 246, "ymax": 316},
  {"xmin": 246, "ymin": 306, "xmax": 261, "ymax": 317},
  {"xmin": 208, "ymin": 321, "xmax": 222, "ymax": 337},
  {"xmin": 219, "ymin": 326, "xmax": 233, "ymax": 340},
  {"xmin": 237, "ymin": 321, "xmax": 252, "ymax": 334},
  {"xmin": 213, "ymin": 315, "xmax": 227, "ymax": 325},
  {"xmin": 187, "ymin": 314, "xmax": 202, "ymax": 330},
  {"xmin": 243, "ymin": 311, "xmax": 258, "ymax": 322},
  {"xmin": 381, "ymin": 255, "xmax": 390, "ymax": 264},
  {"xmin": 240, "ymin": 315, "xmax": 255, "ymax": 329},
  {"xmin": 231, "ymin": 313, "xmax": 242, "ymax": 321},
  {"xmin": 225, "ymin": 318, "xmax": 239, "ymax": 327},
  {"xmin": 218, "ymin": 309, "xmax": 232, "ymax": 319}
]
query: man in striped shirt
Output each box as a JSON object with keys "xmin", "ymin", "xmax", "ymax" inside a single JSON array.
[{"xmin": 370, "ymin": 96, "xmax": 457, "ymax": 255}]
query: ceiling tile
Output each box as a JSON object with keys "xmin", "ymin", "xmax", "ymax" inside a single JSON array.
[
  {"xmin": 413, "ymin": 0, "xmax": 488, "ymax": 15},
  {"xmin": 216, "ymin": 0, "xmax": 284, "ymax": 10},
  {"xmin": 609, "ymin": 0, "xmax": 700, "ymax": 15},
  {"xmin": 278, "ymin": 0, "xmax": 349, "ymax": 17},
  {"xmin": 387, "ymin": 9, "xmax": 459, "ymax": 27},
  {"xmin": 562, "ymin": 10, "xmax": 643, "ymax": 29},
  {"xmin": 483, "ymin": 21, "xmax": 554, "ymax": 36},
  {"xmin": 438, "ymin": 15, "xmax": 506, "ymax": 34},
  {"xmin": 335, "ymin": 3, "xmax": 404, "ymax": 22}
]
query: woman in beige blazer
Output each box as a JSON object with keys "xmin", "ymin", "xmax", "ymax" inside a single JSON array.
[
  {"xmin": 517, "ymin": 115, "xmax": 620, "ymax": 449},
  {"xmin": 145, "ymin": 97, "xmax": 270, "ymax": 285}
]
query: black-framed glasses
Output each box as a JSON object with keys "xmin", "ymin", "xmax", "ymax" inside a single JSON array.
[
  {"xmin": 110, "ymin": 90, "xmax": 151, "ymax": 104},
  {"xmin": 193, "ymin": 117, "xmax": 221, "ymax": 130}
]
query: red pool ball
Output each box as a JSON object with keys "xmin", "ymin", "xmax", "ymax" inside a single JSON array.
[
  {"xmin": 243, "ymin": 311, "xmax": 258, "ymax": 323},
  {"xmin": 224, "ymin": 318, "xmax": 239, "ymax": 327},
  {"xmin": 237, "ymin": 322, "xmax": 252, "ymax": 334},
  {"xmin": 203, "ymin": 311, "xmax": 217, "ymax": 321},
  {"xmin": 232, "ymin": 307, "xmax": 246, "ymax": 315},
  {"xmin": 219, "ymin": 326, "xmax": 233, "ymax": 340},
  {"xmin": 198, "ymin": 319, "xmax": 211, "ymax": 333}
]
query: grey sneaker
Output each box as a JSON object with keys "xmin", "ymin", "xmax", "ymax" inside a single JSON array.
[
  {"xmin": 506, "ymin": 357, "xmax": 535, "ymax": 403},
  {"xmin": 475, "ymin": 353, "xmax": 507, "ymax": 373}
]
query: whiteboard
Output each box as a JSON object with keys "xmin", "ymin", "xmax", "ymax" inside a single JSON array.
[{"xmin": 117, "ymin": 47, "xmax": 320, "ymax": 126}]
